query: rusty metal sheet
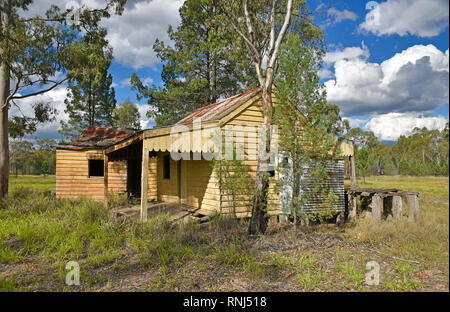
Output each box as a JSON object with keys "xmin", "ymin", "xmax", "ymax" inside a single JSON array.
[
  {"xmin": 176, "ymin": 87, "xmax": 261, "ymax": 125},
  {"xmin": 59, "ymin": 126, "xmax": 137, "ymax": 149}
]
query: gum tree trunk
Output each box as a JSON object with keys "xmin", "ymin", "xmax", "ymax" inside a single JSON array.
[
  {"xmin": 248, "ymin": 82, "xmax": 272, "ymax": 234},
  {"xmin": 244, "ymin": 0, "xmax": 292, "ymax": 235},
  {"xmin": 0, "ymin": 0, "xmax": 11, "ymax": 198}
]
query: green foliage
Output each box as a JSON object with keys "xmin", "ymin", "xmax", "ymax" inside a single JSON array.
[
  {"xmin": 274, "ymin": 34, "xmax": 339, "ymax": 223},
  {"xmin": 269, "ymin": 251, "xmax": 290, "ymax": 268},
  {"xmin": 356, "ymin": 147, "xmax": 369, "ymax": 182},
  {"xmin": 344, "ymin": 128, "xmax": 378, "ymax": 149},
  {"xmin": 1, "ymin": 175, "xmax": 448, "ymax": 291},
  {"xmin": 0, "ymin": 186, "xmax": 201, "ymax": 271},
  {"xmin": 211, "ymin": 150, "xmax": 253, "ymax": 217},
  {"xmin": 9, "ymin": 138, "xmax": 56, "ymax": 175},
  {"xmin": 59, "ymin": 30, "xmax": 117, "ymax": 140},
  {"xmin": 212, "ymin": 235, "xmax": 265, "ymax": 279},
  {"xmin": 8, "ymin": 102, "xmax": 57, "ymax": 139},
  {"xmin": 0, "ymin": 276, "xmax": 27, "ymax": 292},
  {"xmin": 131, "ymin": 0, "xmax": 257, "ymax": 126},
  {"xmin": 295, "ymin": 254, "xmax": 326, "ymax": 291},
  {"xmin": 2, "ymin": 0, "xmax": 125, "ymax": 139},
  {"xmin": 8, "ymin": 175, "xmax": 55, "ymax": 192},
  {"xmin": 346, "ymin": 124, "xmax": 449, "ymax": 177},
  {"xmin": 113, "ymin": 99, "xmax": 141, "ymax": 130},
  {"xmin": 212, "ymin": 244, "xmax": 242, "ymax": 265}
]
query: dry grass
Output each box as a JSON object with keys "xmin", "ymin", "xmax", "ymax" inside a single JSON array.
[{"xmin": 1, "ymin": 175, "xmax": 448, "ymax": 292}]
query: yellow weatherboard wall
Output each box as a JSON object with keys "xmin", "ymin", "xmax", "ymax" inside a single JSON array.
[{"xmin": 56, "ymin": 149, "xmax": 126, "ymax": 201}]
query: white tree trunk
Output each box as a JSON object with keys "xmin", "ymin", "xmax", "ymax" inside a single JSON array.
[
  {"xmin": 0, "ymin": 0, "xmax": 11, "ymax": 198},
  {"xmin": 247, "ymin": 0, "xmax": 293, "ymax": 234}
]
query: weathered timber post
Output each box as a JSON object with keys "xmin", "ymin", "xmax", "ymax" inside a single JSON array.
[
  {"xmin": 370, "ymin": 195, "xmax": 381, "ymax": 220},
  {"xmin": 140, "ymin": 146, "xmax": 149, "ymax": 222},
  {"xmin": 349, "ymin": 155, "xmax": 357, "ymax": 188},
  {"xmin": 393, "ymin": 195, "xmax": 402, "ymax": 220},
  {"xmin": 347, "ymin": 192, "xmax": 357, "ymax": 221},
  {"xmin": 407, "ymin": 194, "xmax": 419, "ymax": 222},
  {"xmin": 352, "ymin": 196, "xmax": 358, "ymax": 220},
  {"xmin": 104, "ymin": 153, "xmax": 109, "ymax": 208}
]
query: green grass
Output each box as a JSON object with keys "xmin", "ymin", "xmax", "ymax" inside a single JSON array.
[
  {"xmin": 0, "ymin": 276, "xmax": 28, "ymax": 292},
  {"xmin": 1, "ymin": 174, "xmax": 448, "ymax": 292},
  {"xmin": 9, "ymin": 175, "xmax": 55, "ymax": 192},
  {"xmin": 346, "ymin": 175, "xmax": 449, "ymax": 199},
  {"xmin": 346, "ymin": 176, "xmax": 449, "ymax": 272}
]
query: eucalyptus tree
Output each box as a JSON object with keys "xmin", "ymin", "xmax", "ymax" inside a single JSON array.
[
  {"xmin": 113, "ymin": 99, "xmax": 141, "ymax": 130},
  {"xmin": 131, "ymin": 0, "xmax": 257, "ymax": 127},
  {"xmin": 274, "ymin": 34, "xmax": 339, "ymax": 229},
  {"xmin": 221, "ymin": 0, "xmax": 330, "ymax": 234},
  {"xmin": 0, "ymin": 0, "xmax": 127, "ymax": 198}
]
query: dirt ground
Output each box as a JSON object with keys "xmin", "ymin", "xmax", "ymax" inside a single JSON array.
[
  {"xmin": 2, "ymin": 176, "xmax": 448, "ymax": 292},
  {"xmin": 2, "ymin": 218, "xmax": 448, "ymax": 292}
]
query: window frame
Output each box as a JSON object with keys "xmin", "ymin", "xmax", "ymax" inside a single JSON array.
[{"xmin": 88, "ymin": 159, "xmax": 104, "ymax": 178}]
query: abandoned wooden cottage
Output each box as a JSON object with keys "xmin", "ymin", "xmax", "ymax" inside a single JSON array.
[{"xmin": 56, "ymin": 87, "xmax": 355, "ymax": 219}]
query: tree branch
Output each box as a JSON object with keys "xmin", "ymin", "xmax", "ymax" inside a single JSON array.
[
  {"xmin": 243, "ymin": 0, "xmax": 261, "ymax": 62},
  {"xmin": 220, "ymin": 4, "xmax": 261, "ymax": 62},
  {"xmin": 267, "ymin": 0, "xmax": 293, "ymax": 71},
  {"xmin": 11, "ymin": 77, "xmax": 69, "ymax": 100},
  {"xmin": 268, "ymin": 0, "xmax": 276, "ymax": 58},
  {"xmin": 2, "ymin": 77, "xmax": 21, "ymax": 110}
]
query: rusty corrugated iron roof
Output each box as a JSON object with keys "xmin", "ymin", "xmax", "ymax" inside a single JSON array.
[
  {"xmin": 176, "ymin": 87, "xmax": 261, "ymax": 125},
  {"xmin": 60, "ymin": 126, "xmax": 138, "ymax": 149}
]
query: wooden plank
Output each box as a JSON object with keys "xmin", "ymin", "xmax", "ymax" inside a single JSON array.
[
  {"xmin": 218, "ymin": 95, "xmax": 262, "ymax": 127},
  {"xmin": 393, "ymin": 195, "xmax": 402, "ymax": 220},
  {"xmin": 370, "ymin": 195, "xmax": 381, "ymax": 220},
  {"xmin": 104, "ymin": 153, "xmax": 109, "ymax": 208},
  {"xmin": 350, "ymin": 155, "xmax": 356, "ymax": 188},
  {"xmin": 407, "ymin": 194, "xmax": 419, "ymax": 222},
  {"xmin": 140, "ymin": 147, "xmax": 149, "ymax": 221},
  {"xmin": 104, "ymin": 132, "xmax": 143, "ymax": 154}
]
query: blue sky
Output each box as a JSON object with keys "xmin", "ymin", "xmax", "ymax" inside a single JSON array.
[{"xmin": 14, "ymin": 0, "xmax": 449, "ymax": 143}]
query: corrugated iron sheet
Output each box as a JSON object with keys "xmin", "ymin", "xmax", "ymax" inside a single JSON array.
[
  {"xmin": 60, "ymin": 127, "xmax": 137, "ymax": 149},
  {"xmin": 299, "ymin": 159, "xmax": 345, "ymax": 214},
  {"xmin": 176, "ymin": 87, "xmax": 261, "ymax": 124}
]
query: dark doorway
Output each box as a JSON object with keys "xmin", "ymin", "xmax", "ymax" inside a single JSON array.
[{"xmin": 127, "ymin": 159, "xmax": 142, "ymax": 198}]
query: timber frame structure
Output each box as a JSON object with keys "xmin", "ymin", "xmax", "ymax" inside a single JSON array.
[
  {"xmin": 56, "ymin": 88, "xmax": 355, "ymax": 220},
  {"xmin": 346, "ymin": 188, "xmax": 420, "ymax": 222}
]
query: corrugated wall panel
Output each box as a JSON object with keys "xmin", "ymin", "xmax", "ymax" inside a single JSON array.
[{"xmin": 299, "ymin": 159, "xmax": 345, "ymax": 214}]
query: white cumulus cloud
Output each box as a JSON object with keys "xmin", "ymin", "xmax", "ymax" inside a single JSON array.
[
  {"xmin": 19, "ymin": 0, "xmax": 185, "ymax": 69},
  {"xmin": 102, "ymin": 0, "xmax": 184, "ymax": 69},
  {"xmin": 365, "ymin": 112, "xmax": 448, "ymax": 141},
  {"xmin": 324, "ymin": 44, "xmax": 449, "ymax": 116},
  {"xmin": 324, "ymin": 41, "xmax": 370, "ymax": 64},
  {"xmin": 326, "ymin": 7, "xmax": 358, "ymax": 25},
  {"xmin": 11, "ymin": 87, "xmax": 69, "ymax": 140},
  {"xmin": 359, "ymin": 0, "xmax": 449, "ymax": 37}
]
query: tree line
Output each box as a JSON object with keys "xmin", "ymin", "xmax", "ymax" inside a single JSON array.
[
  {"xmin": 9, "ymin": 138, "xmax": 57, "ymax": 176},
  {"xmin": 345, "ymin": 124, "xmax": 449, "ymax": 180}
]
